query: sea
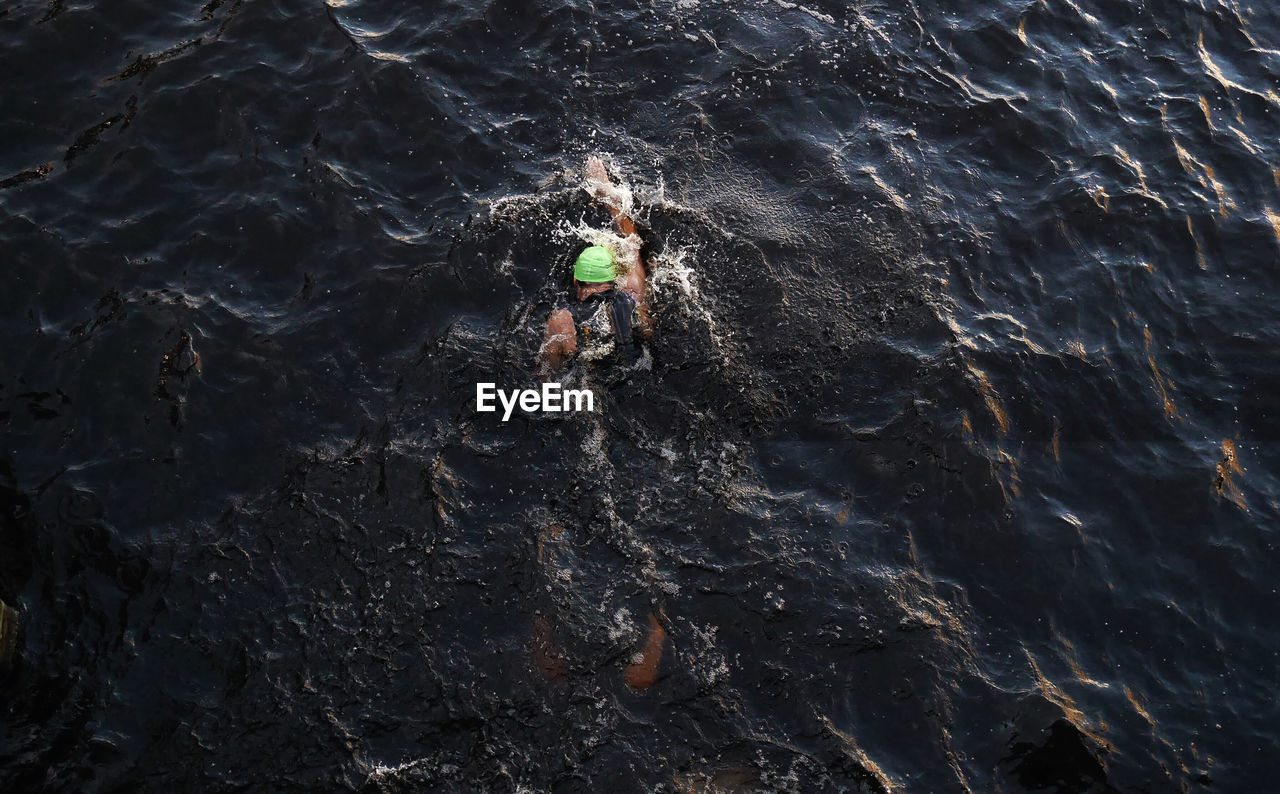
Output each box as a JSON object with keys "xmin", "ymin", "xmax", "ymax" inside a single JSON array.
[{"xmin": 2, "ymin": 0, "xmax": 1278, "ymax": 791}]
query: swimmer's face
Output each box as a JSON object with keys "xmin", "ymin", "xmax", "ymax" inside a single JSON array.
[{"xmin": 574, "ymin": 279, "xmax": 610, "ymax": 301}]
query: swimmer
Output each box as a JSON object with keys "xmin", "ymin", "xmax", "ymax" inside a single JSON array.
[
  {"xmin": 531, "ymin": 159, "xmax": 667, "ymax": 688},
  {"xmin": 540, "ymin": 156, "xmax": 653, "ymax": 378}
]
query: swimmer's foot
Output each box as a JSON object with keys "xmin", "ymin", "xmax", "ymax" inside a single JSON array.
[
  {"xmin": 532, "ymin": 616, "xmax": 568, "ymax": 680},
  {"xmin": 623, "ymin": 612, "xmax": 666, "ymax": 690}
]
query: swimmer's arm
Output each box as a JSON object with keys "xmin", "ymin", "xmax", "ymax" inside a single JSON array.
[
  {"xmin": 612, "ymin": 211, "xmax": 638, "ymax": 238},
  {"xmin": 540, "ymin": 309, "xmax": 576, "ymax": 378},
  {"xmin": 586, "ymin": 156, "xmax": 650, "ymax": 335},
  {"xmin": 623, "ymin": 259, "xmax": 653, "ymax": 339},
  {"xmin": 635, "ymin": 301, "xmax": 653, "ymax": 339},
  {"xmin": 586, "ymin": 156, "xmax": 638, "ymax": 237}
]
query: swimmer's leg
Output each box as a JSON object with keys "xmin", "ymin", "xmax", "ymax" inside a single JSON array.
[
  {"xmin": 531, "ymin": 615, "xmax": 568, "ymax": 680},
  {"xmin": 623, "ymin": 612, "xmax": 666, "ymax": 690}
]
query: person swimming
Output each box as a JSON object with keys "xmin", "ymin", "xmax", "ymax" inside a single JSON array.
[
  {"xmin": 540, "ymin": 157, "xmax": 652, "ymax": 379},
  {"xmin": 530, "ymin": 158, "xmax": 667, "ymax": 690}
]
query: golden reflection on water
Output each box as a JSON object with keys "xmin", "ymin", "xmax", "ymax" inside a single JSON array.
[
  {"xmin": 1201, "ymin": 164, "xmax": 1234, "ymax": 217},
  {"xmin": 1213, "ymin": 439, "xmax": 1246, "ymax": 510},
  {"xmin": 1026, "ymin": 650, "xmax": 1096, "ymax": 737},
  {"xmin": 1172, "ymin": 140, "xmax": 1202, "ymax": 185},
  {"xmin": 1265, "ymin": 208, "xmax": 1280, "ymax": 244},
  {"xmin": 1198, "ymin": 96, "xmax": 1214, "ymax": 130},
  {"xmin": 992, "ymin": 447, "xmax": 1022, "ymax": 503},
  {"xmin": 1123, "ymin": 685, "xmax": 1156, "ymax": 731},
  {"xmin": 1186, "ymin": 216, "xmax": 1208, "ymax": 270},
  {"xmin": 1142, "ymin": 326, "xmax": 1178, "ymax": 420},
  {"xmin": 969, "ymin": 365, "xmax": 1011, "ymax": 436},
  {"xmin": 1057, "ymin": 634, "xmax": 1110, "ymax": 690},
  {"xmin": 1092, "ymin": 186, "xmax": 1110, "ymax": 212}
]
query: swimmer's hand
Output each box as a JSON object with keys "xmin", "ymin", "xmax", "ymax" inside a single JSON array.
[
  {"xmin": 585, "ymin": 156, "xmax": 624, "ymax": 208},
  {"xmin": 585, "ymin": 155, "xmax": 610, "ymax": 186}
]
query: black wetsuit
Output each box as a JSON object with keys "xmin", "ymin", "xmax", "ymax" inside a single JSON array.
[{"xmin": 561, "ymin": 288, "xmax": 644, "ymax": 371}]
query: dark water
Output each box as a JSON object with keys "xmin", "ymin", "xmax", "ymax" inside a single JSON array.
[{"xmin": 2, "ymin": 0, "xmax": 1278, "ymax": 790}]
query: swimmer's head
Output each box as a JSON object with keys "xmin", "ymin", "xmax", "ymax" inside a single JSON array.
[{"xmin": 573, "ymin": 245, "xmax": 616, "ymax": 283}]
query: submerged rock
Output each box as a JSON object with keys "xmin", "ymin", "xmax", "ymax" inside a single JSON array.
[{"xmin": 1005, "ymin": 718, "xmax": 1115, "ymax": 793}]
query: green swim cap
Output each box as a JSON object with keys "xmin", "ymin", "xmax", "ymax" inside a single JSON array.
[{"xmin": 574, "ymin": 245, "xmax": 616, "ymax": 282}]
